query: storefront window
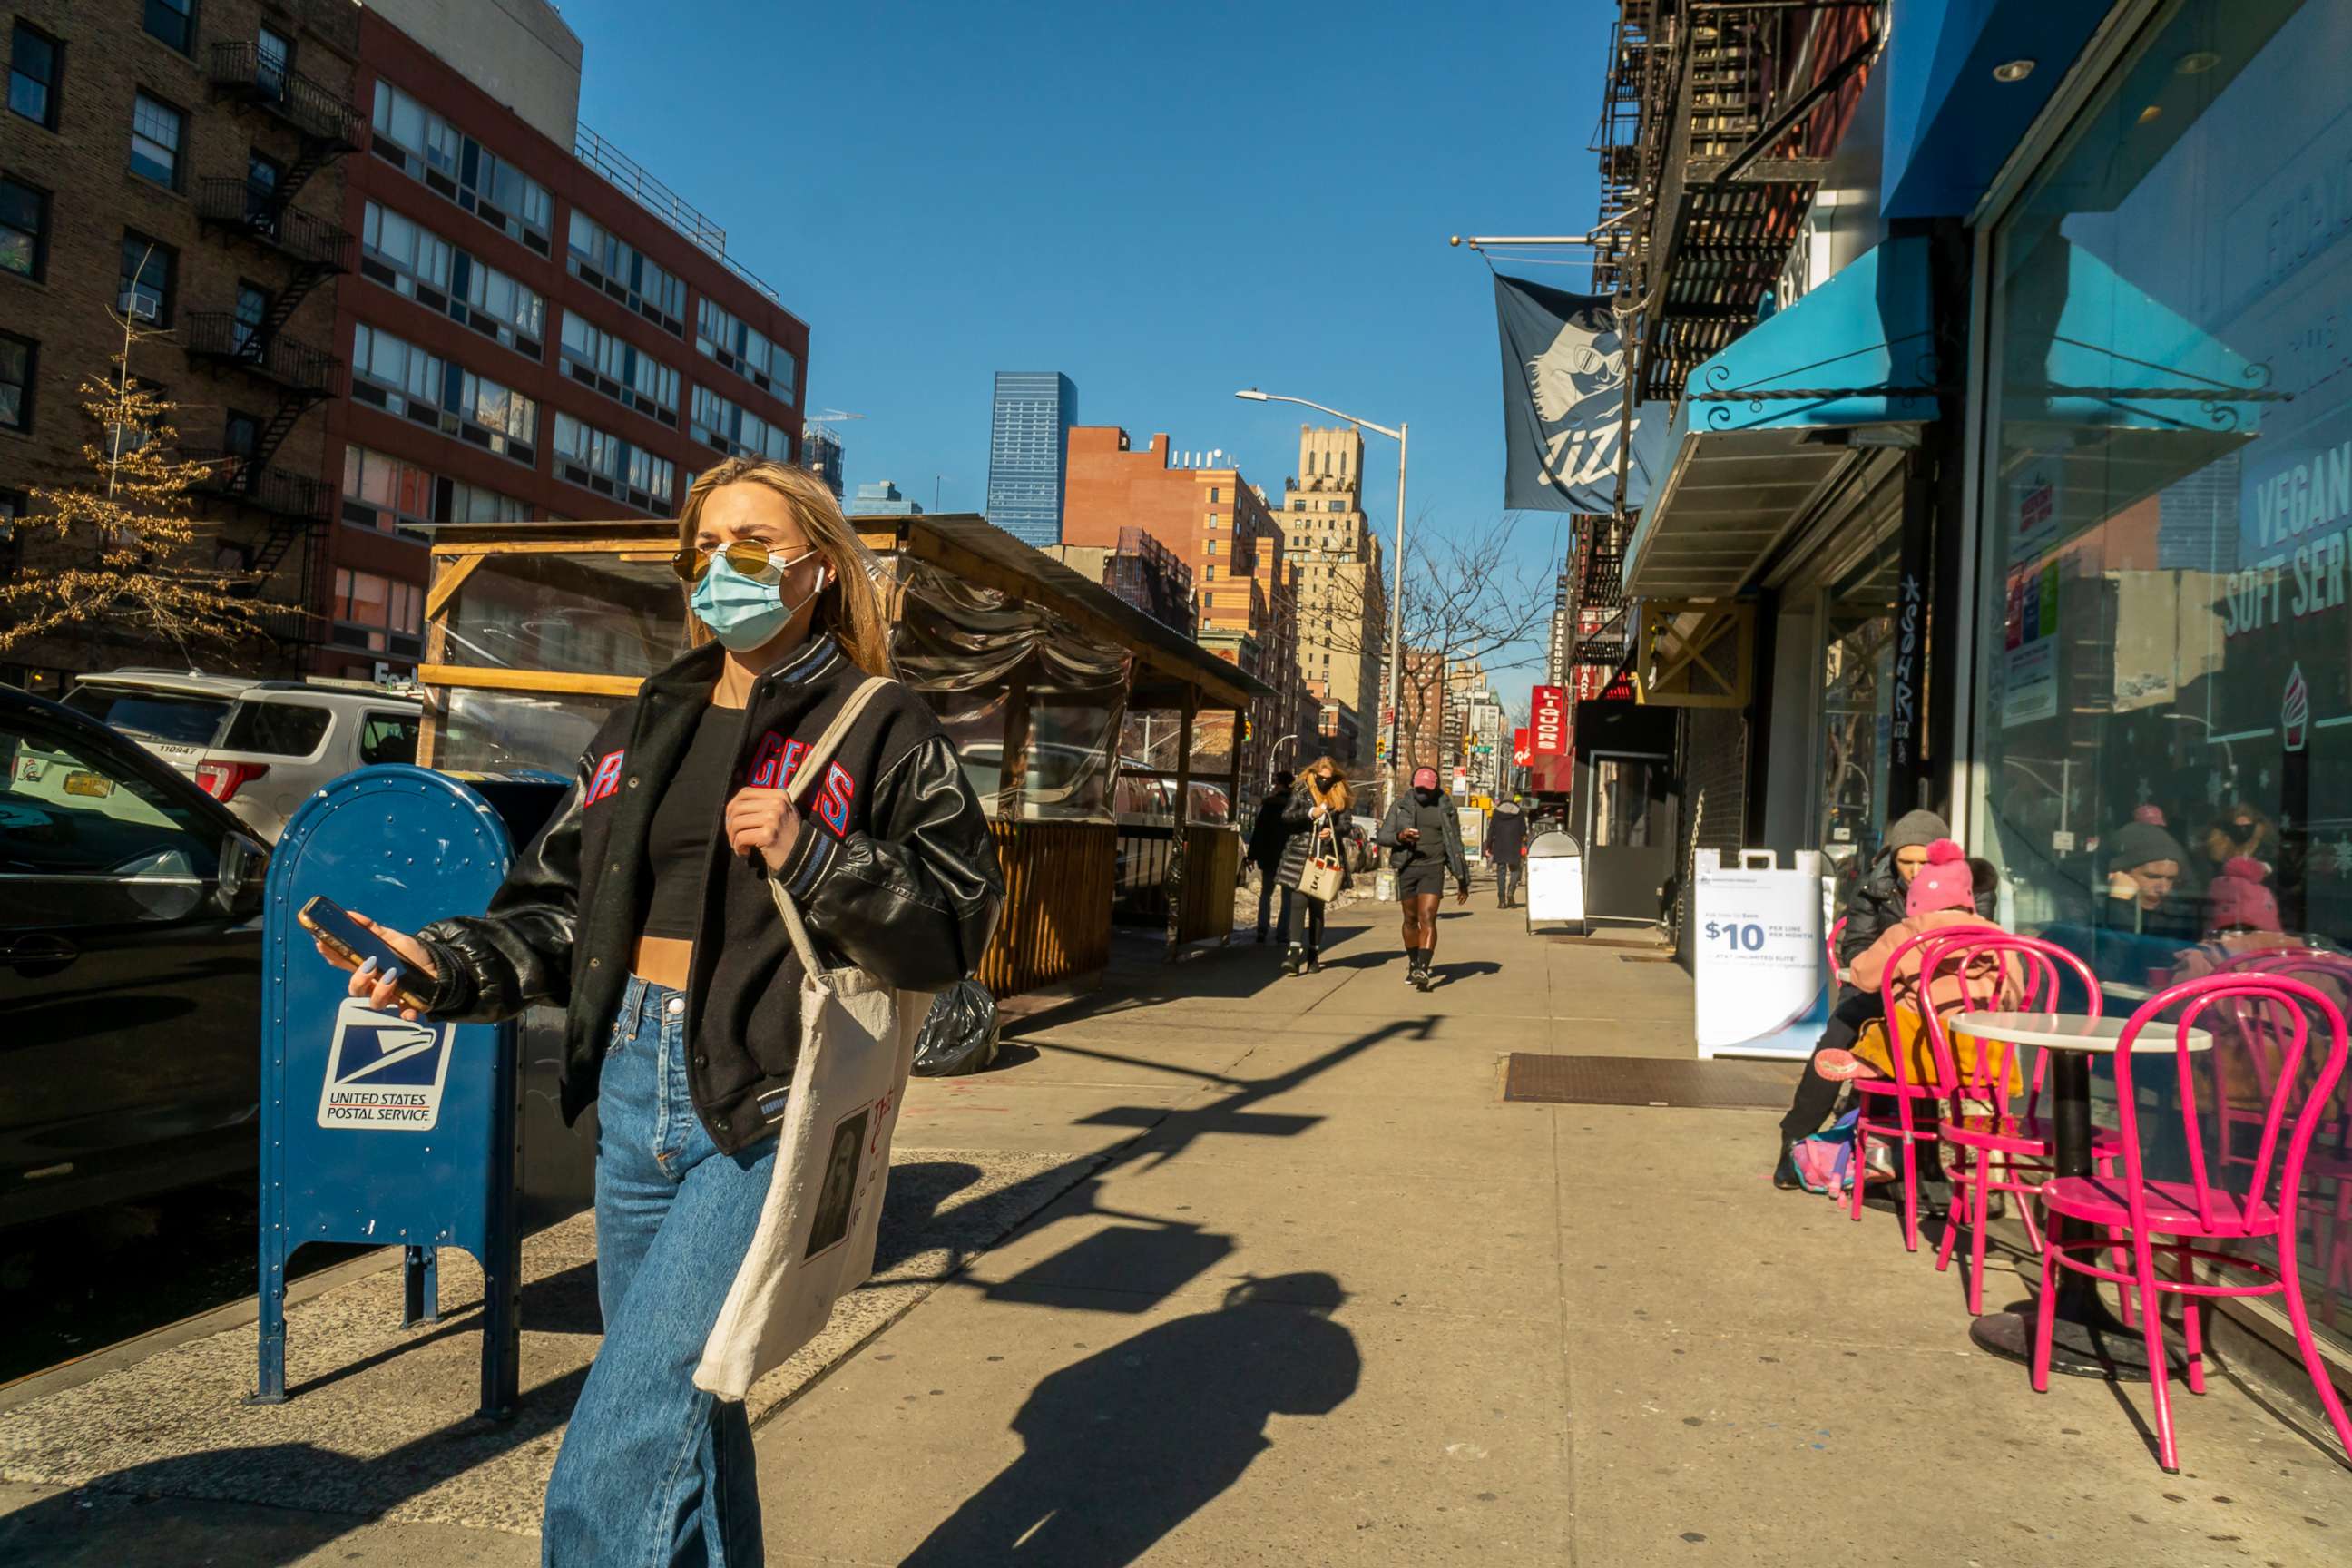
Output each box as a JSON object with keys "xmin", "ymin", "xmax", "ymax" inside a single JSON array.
[{"xmin": 1973, "ymin": 0, "xmax": 2349, "ymax": 1348}]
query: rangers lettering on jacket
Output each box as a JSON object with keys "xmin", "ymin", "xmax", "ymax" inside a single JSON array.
[
  {"xmin": 583, "ymin": 750, "xmax": 627, "ymax": 806},
  {"xmin": 747, "ymin": 730, "xmax": 858, "ymax": 836}
]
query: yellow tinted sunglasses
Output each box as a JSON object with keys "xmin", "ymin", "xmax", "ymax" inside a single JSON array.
[{"xmin": 670, "ymin": 540, "xmax": 815, "ymax": 583}]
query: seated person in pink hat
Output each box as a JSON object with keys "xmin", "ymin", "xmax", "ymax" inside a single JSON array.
[{"xmin": 1817, "ymin": 840, "xmax": 2023, "ymax": 1086}]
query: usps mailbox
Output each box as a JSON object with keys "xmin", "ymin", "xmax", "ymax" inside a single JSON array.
[{"xmin": 254, "ymin": 765, "xmax": 564, "ymax": 1419}]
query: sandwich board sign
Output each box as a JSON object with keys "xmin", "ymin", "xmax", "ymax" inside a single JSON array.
[{"xmin": 1693, "ymin": 848, "xmax": 1829, "ymax": 1061}]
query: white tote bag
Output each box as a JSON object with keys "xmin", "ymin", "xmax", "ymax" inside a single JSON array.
[{"xmin": 694, "ymin": 676, "xmax": 932, "ymax": 1400}]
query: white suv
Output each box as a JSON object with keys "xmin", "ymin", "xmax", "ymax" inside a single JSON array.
[{"xmin": 63, "ymin": 670, "xmax": 425, "ymax": 840}]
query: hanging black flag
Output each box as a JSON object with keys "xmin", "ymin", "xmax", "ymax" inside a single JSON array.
[{"xmin": 1492, "ymin": 272, "xmax": 1670, "ymax": 514}]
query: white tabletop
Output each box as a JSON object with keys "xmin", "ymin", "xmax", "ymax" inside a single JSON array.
[{"xmin": 1951, "ymin": 1011, "xmax": 2211, "ymax": 1054}]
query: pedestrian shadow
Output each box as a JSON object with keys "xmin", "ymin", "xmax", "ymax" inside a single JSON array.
[
  {"xmin": 899, "ymin": 1272, "xmax": 1360, "ymax": 1566},
  {"xmin": 1433, "ymin": 960, "xmax": 1504, "ymax": 984}
]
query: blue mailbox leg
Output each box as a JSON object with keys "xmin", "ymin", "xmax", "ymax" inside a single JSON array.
[
  {"xmin": 401, "ymin": 1246, "xmax": 441, "ymax": 1328},
  {"xmin": 252, "ymin": 961, "xmax": 291, "ymax": 1406},
  {"xmin": 477, "ymin": 1014, "xmax": 523, "ymax": 1419}
]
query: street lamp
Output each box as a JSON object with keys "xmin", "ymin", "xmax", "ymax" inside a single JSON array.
[{"xmin": 1235, "ymin": 387, "xmax": 1409, "ymax": 810}]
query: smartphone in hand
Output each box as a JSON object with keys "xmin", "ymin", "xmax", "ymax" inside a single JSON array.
[{"xmin": 299, "ymin": 895, "xmax": 434, "ymax": 1012}]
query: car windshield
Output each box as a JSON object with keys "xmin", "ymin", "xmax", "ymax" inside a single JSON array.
[{"xmin": 63, "ymin": 689, "xmax": 235, "ymax": 748}]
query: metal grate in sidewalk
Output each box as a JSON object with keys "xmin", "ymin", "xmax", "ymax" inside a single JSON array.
[{"xmin": 1502, "ymin": 1054, "xmax": 1801, "ymax": 1108}]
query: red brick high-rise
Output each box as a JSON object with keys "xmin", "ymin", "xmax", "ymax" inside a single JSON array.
[{"xmin": 1062, "ymin": 425, "xmax": 1307, "ymax": 780}]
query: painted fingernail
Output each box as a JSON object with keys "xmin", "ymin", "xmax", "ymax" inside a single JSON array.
[{"xmin": 357, "ymin": 957, "xmax": 377, "ymax": 975}]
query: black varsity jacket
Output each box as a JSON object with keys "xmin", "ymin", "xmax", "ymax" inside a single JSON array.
[{"xmin": 414, "ymin": 635, "xmax": 1004, "ymax": 1154}]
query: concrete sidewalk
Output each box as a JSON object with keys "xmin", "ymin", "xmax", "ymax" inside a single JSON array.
[{"xmin": 5, "ymin": 887, "xmax": 2350, "ymax": 1565}]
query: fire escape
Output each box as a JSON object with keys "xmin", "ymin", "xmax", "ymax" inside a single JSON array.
[
  {"xmin": 187, "ymin": 41, "xmax": 360, "ymax": 593},
  {"xmin": 1612, "ymin": 1, "xmax": 1877, "ymax": 404}
]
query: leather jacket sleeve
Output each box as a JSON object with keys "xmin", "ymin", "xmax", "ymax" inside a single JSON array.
[
  {"xmin": 1441, "ymin": 809, "xmax": 1469, "ymax": 887},
  {"xmin": 1377, "ymin": 799, "xmax": 1410, "ymax": 848},
  {"xmin": 413, "ymin": 753, "xmax": 588, "ymax": 1022},
  {"xmin": 774, "ymin": 733, "xmax": 1004, "ymax": 991}
]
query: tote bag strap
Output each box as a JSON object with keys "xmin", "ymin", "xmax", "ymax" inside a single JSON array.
[{"xmin": 765, "ymin": 675, "xmax": 893, "ymax": 977}]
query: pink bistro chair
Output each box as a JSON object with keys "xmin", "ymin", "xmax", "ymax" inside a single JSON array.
[
  {"xmin": 2215, "ymin": 950, "xmax": 2352, "ymax": 1333},
  {"xmin": 1826, "ymin": 916, "xmax": 1848, "ymax": 988},
  {"xmin": 1911, "ymin": 933, "xmax": 2124, "ymax": 1315},
  {"xmin": 2032, "ymin": 971, "xmax": 2352, "ymax": 1475},
  {"xmin": 1847, "ymin": 926, "xmax": 1985, "ymax": 1252}
]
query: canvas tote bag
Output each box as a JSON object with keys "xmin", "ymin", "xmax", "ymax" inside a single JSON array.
[
  {"xmin": 695, "ymin": 675, "xmax": 933, "ymax": 1399},
  {"xmin": 1297, "ymin": 817, "xmax": 1345, "ymax": 903}
]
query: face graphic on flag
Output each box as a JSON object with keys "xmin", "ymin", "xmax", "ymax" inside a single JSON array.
[{"xmin": 1528, "ymin": 307, "xmax": 1628, "ymax": 424}]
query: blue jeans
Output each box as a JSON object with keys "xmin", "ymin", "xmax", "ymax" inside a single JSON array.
[{"xmin": 543, "ymin": 976, "xmax": 777, "ymax": 1567}]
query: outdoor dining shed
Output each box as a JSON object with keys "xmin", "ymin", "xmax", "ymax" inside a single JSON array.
[{"xmin": 410, "ymin": 511, "xmax": 1269, "ymax": 998}]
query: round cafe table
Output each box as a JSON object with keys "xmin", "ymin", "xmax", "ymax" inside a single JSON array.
[{"xmin": 1946, "ymin": 1010, "xmax": 2211, "ymax": 1381}]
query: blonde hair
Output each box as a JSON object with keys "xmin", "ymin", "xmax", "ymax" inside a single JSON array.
[
  {"xmin": 678, "ymin": 458, "xmax": 894, "ymax": 675},
  {"xmin": 1300, "ymin": 755, "xmax": 1353, "ymax": 811}
]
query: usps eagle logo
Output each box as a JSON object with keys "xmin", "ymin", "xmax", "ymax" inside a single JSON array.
[{"xmin": 317, "ymin": 998, "xmax": 455, "ymax": 1131}]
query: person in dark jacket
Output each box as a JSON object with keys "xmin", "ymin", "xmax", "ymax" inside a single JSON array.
[
  {"xmin": 1378, "ymin": 765, "xmax": 1470, "ymax": 990},
  {"xmin": 313, "ymin": 458, "xmax": 1004, "ymax": 1566},
  {"xmin": 1247, "ymin": 771, "xmax": 1297, "ymax": 945},
  {"xmin": 1773, "ymin": 806, "xmax": 1947, "ymax": 1188},
  {"xmin": 1273, "ymin": 757, "xmax": 1353, "ymax": 974},
  {"xmin": 1485, "ymin": 793, "xmax": 1530, "ymax": 908}
]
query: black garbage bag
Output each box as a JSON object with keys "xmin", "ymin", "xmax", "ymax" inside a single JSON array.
[{"xmin": 913, "ymin": 981, "xmax": 1000, "ymax": 1077}]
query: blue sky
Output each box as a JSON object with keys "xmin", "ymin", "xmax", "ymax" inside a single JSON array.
[{"xmin": 564, "ymin": 0, "xmax": 1614, "ymax": 691}]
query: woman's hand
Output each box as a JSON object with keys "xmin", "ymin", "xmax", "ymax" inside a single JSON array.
[
  {"xmin": 1309, "ymin": 803, "xmax": 1328, "ymax": 819},
  {"xmin": 314, "ymin": 911, "xmax": 438, "ymax": 1023},
  {"xmin": 727, "ymin": 788, "xmax": 803, "ymax": 873},
  {"xmin": 2105, "ymin": 870, "xmax": 2140, "ymax": 902}
]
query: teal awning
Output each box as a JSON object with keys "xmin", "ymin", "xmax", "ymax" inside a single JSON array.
[
  {"xmin": 1622, "ymin": 235, "xmax": 2274, "ymax": 598},
  {"xmin": 1625, "ymin": 237, "xmax": 1938, "ymax": 597}
]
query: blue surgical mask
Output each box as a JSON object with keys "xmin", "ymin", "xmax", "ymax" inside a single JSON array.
[{"xmin": 690, "ymin": 550, "xmax": 823, "ymax": 652}]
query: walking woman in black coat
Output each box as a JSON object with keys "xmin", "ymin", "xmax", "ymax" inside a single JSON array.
[{"xmin": 1274, "ymin": 756, "xmax": 1353, "ymax": 975}]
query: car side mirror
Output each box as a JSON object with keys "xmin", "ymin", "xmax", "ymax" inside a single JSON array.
[{"xmin": 218, "ymin": 832, "xmax": 270, "ymax": 912}]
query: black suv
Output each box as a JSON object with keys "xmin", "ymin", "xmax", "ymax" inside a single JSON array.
[{"xmin": 0, "ymin": 684, "xmax": 270, "ymax": 1228}]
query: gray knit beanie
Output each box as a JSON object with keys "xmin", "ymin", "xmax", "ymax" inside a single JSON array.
[
  {"xmin": 2108, "ymin": 819, "xmax": 2188, "ymax": 873},
  {"xmin": 1884, "ymin": 808, "xmax": 1950, "ymax": 853}
]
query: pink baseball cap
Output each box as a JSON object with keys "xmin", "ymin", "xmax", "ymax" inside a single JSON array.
[{"xmin": 1411, "ymin": 767, "xmax": 1439, "ymax": 789}]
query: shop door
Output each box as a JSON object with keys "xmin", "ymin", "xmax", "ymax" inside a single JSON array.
[{"xmin": 1583, "ymin": 750, "xmax": 1676, "ymax": 923}]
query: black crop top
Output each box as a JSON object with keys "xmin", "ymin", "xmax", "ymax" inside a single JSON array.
[{"xmin": 640, "ymin": 701, "xmax": 744, "ymax": 941}]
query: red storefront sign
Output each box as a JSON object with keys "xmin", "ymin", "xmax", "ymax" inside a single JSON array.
[
  {"xmin": 1512, "ymin": 727, "xmax": 1532, "ymax": 767},
  {"xmin": 1531, "ymin": 686, "xmax": 1568, "ymax": 755}
]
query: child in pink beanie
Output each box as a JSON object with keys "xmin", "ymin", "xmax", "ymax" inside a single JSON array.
[{"xmin": 1818, "ymin": 840, "xmax": 2021, "ymax": 1083}]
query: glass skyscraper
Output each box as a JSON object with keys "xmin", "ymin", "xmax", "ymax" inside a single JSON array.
[{"xmin": 985, "ymin": 372, "xmax": 1078, "ymax": 546}]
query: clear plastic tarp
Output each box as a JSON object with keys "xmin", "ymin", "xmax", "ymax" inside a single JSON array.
[{"xmin": 887, "ymin": 556, "xmax": 1132, "ymax": 823}]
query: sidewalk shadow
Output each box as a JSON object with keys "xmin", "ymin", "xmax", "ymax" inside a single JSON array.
[
  {"xmin": 899, "ymin": 1272, "xmax": 1359, "ymax": 1566},
  {"xmin": 1432, "ymin": 960, "xmax": 1503, "ymax": 984}
]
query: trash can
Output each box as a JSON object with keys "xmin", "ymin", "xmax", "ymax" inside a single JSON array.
[
  {"xmin": 255, "ymin": 764, "xmax": 569, "ymax": 1420},
  {"xmin": 1524, "ymin": 829, "xmax": 1585, "ymax": 936}
]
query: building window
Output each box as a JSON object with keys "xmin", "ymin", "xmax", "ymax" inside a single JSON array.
[
  {"xmin": 569, "ymin": 210, "xmax": 687, "ymax": 337},
  {"xmin": 0, "ymin": 331, "xmax": 31, "ymax": 431},
  {"xmin": 232, "ymin": 281, "xmax": 270, "ymax": 353},
  {"xmin": 559, "ymin": 312, "xmax": 681, "ymax": 425},
  {"xmin": 255, "ymin": 24, "xmax": 292, "ymax": 96},
  {"xmin": 350, "ymin": 322, "xmax": 443, "ymax": 417},
  {"xmin": 118, "ymin": 233, "xmax": 176, "ymax": 326},
  {"xmin": 144, "ymin": 0, "xmax": 196, "ymax": 54},
  {"xmin": 1204, "ymin": 563, "xmax": 1216, "ymax": 581},
  {"xmin": 130, "ymin": 94, "xmax": 184, "ymax": 189},
  {"xmin": 7, "ymin": 25, "xmax": 58, "ymax": 130},
  {"xmin": 552, "ymin": 411, "xmax": 674, "ymax": 514},
  {"xmin": 341, "ymin": 443, "xmax": 434, "ymax": 537},
  {"xmin": 444, "ymin": 479, "xmax": 528, "ymax": 524},
  {"xmin": 332, "ymin": 567, "xmax": 423, "ymax": 654},
  {"xmin": 358, "ymin": 201, "xmax": 544, "ymax": 359},
  {"xmin": 349, "ymin": 324, "xmax": 537, "ymax": 466},
  {"xmin": 690, "ymin": 383, "xmax": 789, "ymax": 461},
  {"xmin": 693, "ymin": 297, "xmax": 793, "ymax": 399},
  {"xmin": 0, "ymin": 176, "xmax": 47, "ymax": 280},
  {"xmin": 1209, "ymin": 488, "xmax": 1220, "ymax": 502},
  {"xmin": 369, "ymin": 81, "xmax": 554, "ymax": 256}
]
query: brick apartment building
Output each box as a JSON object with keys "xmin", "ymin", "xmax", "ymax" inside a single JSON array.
[
  {"xmin": 0, "ymin": 0, "xmax": 806, "ymax": 688},
  {"xmin": 1061, "ymin": 425, "xmax": 1308, "ymax": 782},
  {"xmin": 2, "ymin": 0, "xmax": 362, "ymax": 688}
]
